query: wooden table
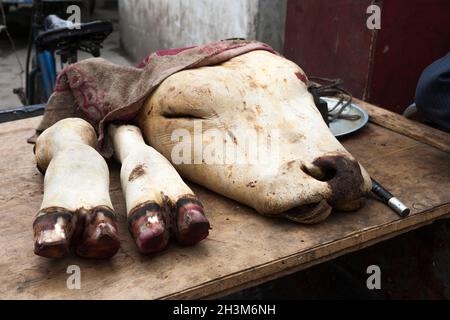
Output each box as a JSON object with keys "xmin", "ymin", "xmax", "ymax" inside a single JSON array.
[{"xmin": 1, "ymin": 100, "xmax": 449, "ymax": 299}]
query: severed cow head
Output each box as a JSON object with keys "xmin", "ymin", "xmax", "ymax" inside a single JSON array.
[{"xmin": 137, "ymin": 50, "xmax": 371, "ymax": 223}]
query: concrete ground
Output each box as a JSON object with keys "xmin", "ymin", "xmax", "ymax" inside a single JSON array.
[{"xmin": 0, "ymin": 5, "xmax": 132, "ymax": 109}]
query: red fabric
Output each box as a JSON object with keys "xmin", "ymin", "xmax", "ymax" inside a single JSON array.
[{"xmin": 136, "ymin": 46, "xmax": 196, "ymax": 68}]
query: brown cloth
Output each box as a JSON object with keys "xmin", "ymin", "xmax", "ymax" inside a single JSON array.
[{"xmin": 32, "ymin": 39, "xmax": 275, "ymax": 157}]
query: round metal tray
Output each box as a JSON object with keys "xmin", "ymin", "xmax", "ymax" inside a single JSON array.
[{"xmin": 322, "ymin": 97, "xmax": 369, "ymax": 137}]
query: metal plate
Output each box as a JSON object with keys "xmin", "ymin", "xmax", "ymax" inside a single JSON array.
[{"xmin": 322, "ymin": 97, "xmax": 369, "ymax": 137}]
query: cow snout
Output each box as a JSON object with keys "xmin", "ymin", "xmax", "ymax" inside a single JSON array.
[{"xmin": 305, "ymin": 154, "xmax": 369, "ymax": 211}]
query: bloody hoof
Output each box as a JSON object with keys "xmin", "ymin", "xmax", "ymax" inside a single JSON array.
[
  {"xmin": 128, "ymin": 202, "xmax": 169, "ymax": 254},
  {"xmin": 33, "ymin": 209, "xmax": 75, "ymax": 258},
  {"xmin": 174, "ymin": 197, "xmax": 210, "ymax": 246},
  {"xmin": 75, "ymin": 207, "xmax": 120, "ymax": 259}
]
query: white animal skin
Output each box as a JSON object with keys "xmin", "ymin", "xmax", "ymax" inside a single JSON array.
[{"xmin": 34, "ymin": 118, "xmax": 120, "ymax": 258}]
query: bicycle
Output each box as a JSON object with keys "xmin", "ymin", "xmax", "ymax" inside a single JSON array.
[{"xmin": 12, "ymin": 0, "xmax": 112, "ymax": 105}]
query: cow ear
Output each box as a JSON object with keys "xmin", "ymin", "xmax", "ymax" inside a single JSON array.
[{"xmin": 308, "ymin": 86, "xmax": 329, "ymax": 126}]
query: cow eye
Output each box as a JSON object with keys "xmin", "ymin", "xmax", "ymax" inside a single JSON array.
[{"xmin": 162, "ymin": 111, "xmax": 205, "ymax": 120}]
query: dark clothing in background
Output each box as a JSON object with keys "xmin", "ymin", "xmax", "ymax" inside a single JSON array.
[{"xmin": 415, "ymin": 53, "xmax": 450, "ymax": 132}]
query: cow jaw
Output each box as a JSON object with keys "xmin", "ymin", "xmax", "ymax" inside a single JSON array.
[{"xmin": 138, "ymin": 50, "xmax": 371, "ymax": 223}]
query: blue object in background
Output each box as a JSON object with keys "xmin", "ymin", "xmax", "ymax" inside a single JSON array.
[
  {"xmin": 2, "ymin": 0, "xmax": 33, "ymax": 4},
  {"xmin": 415, "ymin": 53, "xmax": 450, "ymax": 132},
  {"xmin": 36, "ymin": 50, "xmax": 57, "ymax": 99}
]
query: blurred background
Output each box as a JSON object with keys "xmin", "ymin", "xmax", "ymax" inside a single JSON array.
[{"xmin": 0, "ymin": 0, "xmax": 129, "ymax": 108}]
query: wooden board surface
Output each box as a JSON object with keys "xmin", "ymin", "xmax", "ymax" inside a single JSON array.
[
  {"xmin": 0, "ymin": 111, "xmax": 449, "ymax": 299},
  {"xmin": 354, "ymin": 98, "xmax": 450, "ymax": 154}
]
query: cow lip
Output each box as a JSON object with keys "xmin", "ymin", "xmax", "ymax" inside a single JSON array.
[{"xmin": 282, "ymin": 199, "xmax": 333, "ymax": 224}]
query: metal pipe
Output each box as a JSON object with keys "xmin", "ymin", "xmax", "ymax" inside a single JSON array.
[{"xmin": 371, "ymin": 178, "xmax": 410, "ymax": 217}]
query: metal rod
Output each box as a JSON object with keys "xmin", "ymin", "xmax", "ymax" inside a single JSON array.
[
  {"xmin": 0, "ymin": 104, "xmax": 46, "ymax": 123},
  {"xmin": 371, "ymin": 178, "xmax": 410, "ymax": 217}
]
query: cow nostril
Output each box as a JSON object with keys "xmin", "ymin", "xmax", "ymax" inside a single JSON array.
[
  {"xmin": 312, "ymin": 155, "xmax": 367, "ymax": 206},
  {"xmin": 301, "ymin": 163, "xmax": 336, "ymax": 182}
]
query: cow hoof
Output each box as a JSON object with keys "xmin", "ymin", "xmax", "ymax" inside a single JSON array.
[
  {"xmin": 129, "ymin": 202, "xmax": 170, "ymax": 254},
  {"xmin": 75, "ymin": 207, "xmax": 120, "ymax": 259},
  {"xmin": 174, "ymin": 198, "xmax": 210, "ymax": 246},
  {"xmin": 33, "ymin": 209, "xmax": 75, "ymax": 258}
]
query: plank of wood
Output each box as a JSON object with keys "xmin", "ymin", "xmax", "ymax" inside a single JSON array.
[
  {"xmin": 168, "ymin": 204, "xmax": 450, "ymax": 299},
  {"xmin": 0, "ymin": 114, "xmax": 449, "ymax": 300},
  {"xmin": 354, "ymin": 98, "xmax": 450, "ymax": 154}
]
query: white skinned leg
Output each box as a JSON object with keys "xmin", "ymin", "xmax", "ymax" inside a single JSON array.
[
  {"xmin": 34, "ymin": 118, "xmax": 120, "ymax": 259},
  {"xmin": 108, "ymin": 124, "xmax": 209, "ymax": 254}
]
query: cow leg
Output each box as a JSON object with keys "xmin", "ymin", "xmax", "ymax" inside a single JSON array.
[
  {"xmin": 108, "ymin": 124, "xmax": 210, "ymax": 254},
  {"xmin": 33, "ymin": 118, "xmax": 120, "ymax": 259}
]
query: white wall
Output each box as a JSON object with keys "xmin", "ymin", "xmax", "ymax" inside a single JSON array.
[{"xmin": 119, "ymin": 0, "xmax": 286, "ymax": 62}]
